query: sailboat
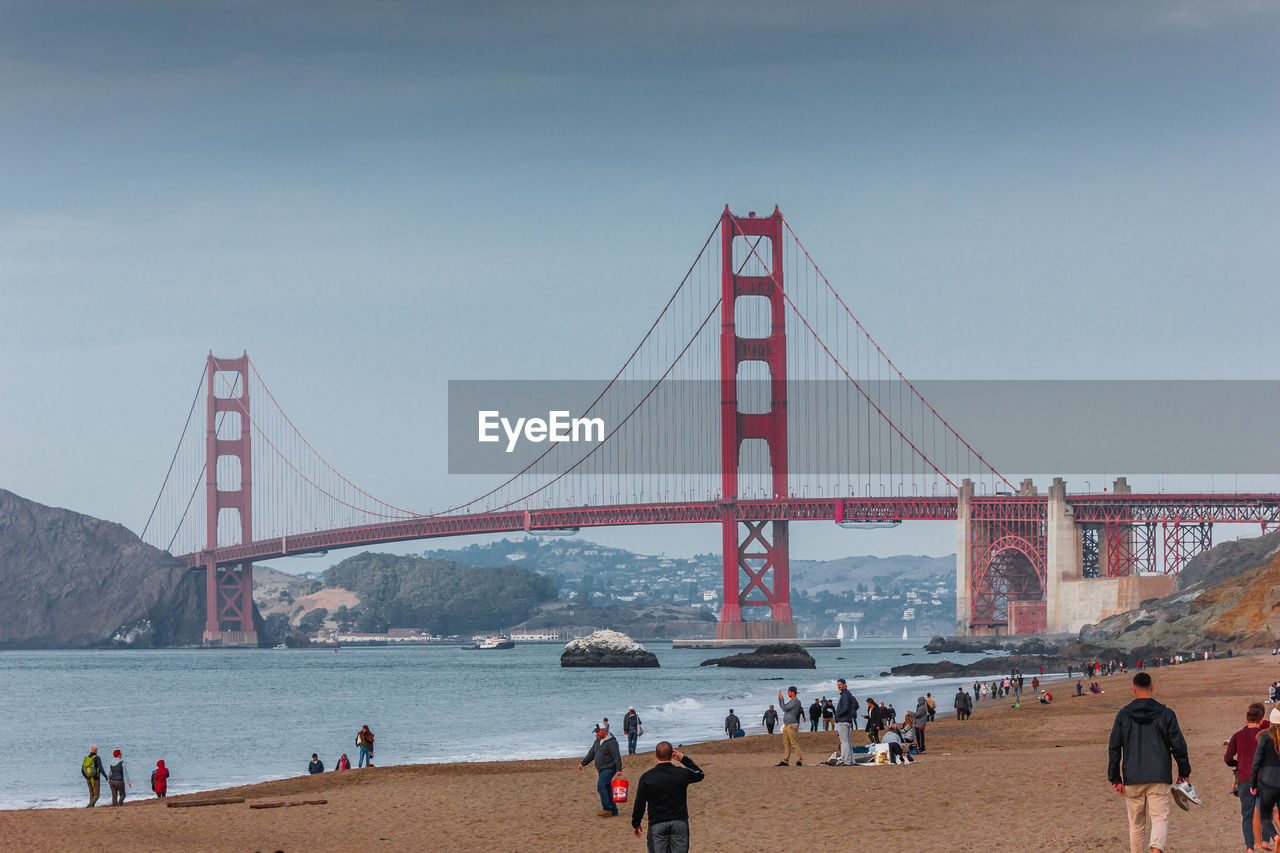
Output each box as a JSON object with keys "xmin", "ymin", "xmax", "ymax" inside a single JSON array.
[
  {"xmin": 902, "ymin": 626, "xmax": 908, "ymax": 640},
  {"xmin": 852, "ymin": 624, "xmax": 857, "ymax": 641},
  {"xmin": 837, "ymin": 623, "xmax": 844, "ymax": 641}
]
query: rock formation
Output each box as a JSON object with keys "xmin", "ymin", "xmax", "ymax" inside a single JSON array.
[
  {"xmin": 560, "ymin": 629, "xmax": 660, "ymax": 667},
  {"xmin": 700, "ymin": 643, "xmax": 816, "ymax": 669},
  {"xmin": 0, "ymin": 488, "xmax": 210, "ymax": 648}
]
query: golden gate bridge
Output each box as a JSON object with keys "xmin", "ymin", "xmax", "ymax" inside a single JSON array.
[{"xmin": 141, "ymin": 208, "xmax": 1280, "ymax": 646}]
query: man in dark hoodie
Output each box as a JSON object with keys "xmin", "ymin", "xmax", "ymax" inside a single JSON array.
[
  {"xmin": 1107, "ymin": 672, "xmax": 1191, "ymax": 853},
  {"xmin": 579, "ymin": 724, "xmax": 623, "ymax": 817}
]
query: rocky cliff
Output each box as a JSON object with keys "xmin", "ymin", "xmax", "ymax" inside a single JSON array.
[
  {"xmin": 1065, "ymin": 532, "xmax": 1280, "ymax": 659},
  {"xmin": 0, "ymin": 488, "xmax": 208, "ymax": 647}
]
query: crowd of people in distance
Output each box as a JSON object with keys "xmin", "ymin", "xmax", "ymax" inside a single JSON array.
[{"xmin": 79, "ymin": 722, "xmax": 376, "ymax": 807}]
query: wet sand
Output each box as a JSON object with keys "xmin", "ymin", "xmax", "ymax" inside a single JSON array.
[{"xmin": 6, "ymin": 654, "xmax": 1270, "ymax": 852}]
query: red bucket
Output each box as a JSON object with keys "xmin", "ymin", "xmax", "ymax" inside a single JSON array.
[{"xmin": 611, "ymin": 777, "xmax": 629, "ymax": 803}]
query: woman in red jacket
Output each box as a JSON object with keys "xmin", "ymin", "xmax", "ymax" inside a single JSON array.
[{"xmin": 150, "ymin": 760, "xmax": 169, "ymax": 798}]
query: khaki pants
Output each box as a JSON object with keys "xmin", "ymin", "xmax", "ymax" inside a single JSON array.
[
  {"xmin": 1123, "ymin": 782, "xmax": 1170, "ymax": 853},
  {"xmin": 781, "ymin": 724, "xmax": 801, "ymax": 763}
]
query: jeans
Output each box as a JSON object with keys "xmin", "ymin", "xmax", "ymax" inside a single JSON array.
[
  {"xmin": 647, "ymin": 819, "xmax": 690, "ymax": 853},
  {"xmin": 1242, "ymin": 786, "xmax": 1275, "ymax": 849},
  {"xmin": 358, "ymin": 746, "xmax": 372, "ymax": 767},
  {"xmin": 627, "ymin": 731, "xmax": 638, "ymax": 755},
  {"xmin": 835, "ymin": 721, "xmax": 853, "ymax": 764},
  {"xmin": 597, "ymin": 768, "xmax": 618, "ymax": 815},
  {"xmin": 810, "ymin": 717, "xmax": 819, "ymax": 732},
  {"xmin": 1259, "ymin": 783, "xmax": 1280, "ymax": 845},
  {"xmin": 1123, "ymin": 782, "xmax": 1170, "ymax": 853}
]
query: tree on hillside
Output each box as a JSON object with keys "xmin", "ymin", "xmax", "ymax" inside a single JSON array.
[{"xmin": 298, "ymin": 608, "xmax": 328, "ymax": 632}]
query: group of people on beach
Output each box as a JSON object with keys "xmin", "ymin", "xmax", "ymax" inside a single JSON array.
[
  {"xmin": 307, "ymin": 724, "xmax": 375, "ymax": 774},
  {"xmin": 79, "ymin": 723, "xmax": 375, "ymax": 807},
  {"xmin": 79, "ymin": 746, "xmax": 166, "ymax": 807}
]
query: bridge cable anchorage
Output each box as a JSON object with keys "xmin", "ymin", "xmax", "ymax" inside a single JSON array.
[
  {"xmin": 779, "ymin": 215, "xmax": 1015, "ymax": 493},
  {"xmin": 427, "ymin": 219, "xmax": 723, "ymax": 518},
  {"xmin": 141, "ymin": 362, "xmax": 207, "ymax": 543}
]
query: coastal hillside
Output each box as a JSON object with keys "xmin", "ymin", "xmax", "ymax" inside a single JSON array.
[
  {"xmin": 1074, "ymin": 531, "xmax": 1280, "ymax": 656},
  {"xmin": 0, "ymin": 488, "xmax": 207, "ymax": 648},
  {"xmin": 319, "ymin": 551, "xmax": 558, "ymax": 635}
]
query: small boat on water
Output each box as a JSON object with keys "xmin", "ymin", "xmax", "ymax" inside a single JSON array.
[
  {"xmin": 902, "ymin": 626, "xmax": 909, "ymax": 640},
  {"xmin": 462, "ymin": 635, "xmax": 515, "ymax": 650}
]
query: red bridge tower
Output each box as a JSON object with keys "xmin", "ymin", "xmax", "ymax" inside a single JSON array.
[
  {"xmin": 717, "ymin": 207, "xmax": 796, "ymax": 640},
  {"xmin": 203, "ymin": 352, "xmax": 258, "ymax": 646}
]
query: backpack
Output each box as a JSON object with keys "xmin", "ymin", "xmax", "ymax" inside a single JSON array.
[{"xmin": 81, "ymin": 755, "xmax": 97, "ymax": 780}]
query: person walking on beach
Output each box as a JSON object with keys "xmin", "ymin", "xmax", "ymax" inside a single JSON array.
[
  {"xmin": 833, "ymin": 678, "xmax": 855, "ymax": 765},
  {"xmin": 81, "ymin": 745, "xmax": 106, "ymax": 807},
  {"xmin": 356, "ymin": 725, "xmax": 375, "ymax": 767},
  {"xmin": 762, "ymin": 705, "xmax": 778, "ymax": 735},
  {"xmin": 724, "ymin": 709, "xmax": 742, "ymax": 739},
  {"xmin": 1250, "ymin": 708, "xmax": 1280, "ymax": 852},
  {"xmin": 925, "ymin": 693, "xmax": 937, "ymax": 722},
  {"xmin": 623, "ymin": 707, "xmax": 643, "ymax": 755},
  {"xmin": 1225, "ymin": 702, "xmax": 1271, "ymax": 851},
  {"xmin": 913, "ymin": 696, "xmax": 930, "ymax": 753},
  {"xmin": 1108, "ymin": 672, "xmax": 1191, "ymax": 853},
  {"xmin": 631, "ymin": 741, "xmax": 704, "ymax": 852},
  {"xmin": 808, "ymin": 698, "xmax": 821, "ymax": 732},
  {"xmin": 106, "ymin": 749, "xmax": 131, "ymax": 806},
  {"xmin": 821, "ymin": 699, "xmax": 834, "ymax": 731},
  {"xmin": 335, "ymin": 753, "xmax": 351, "ymax": 770},
  {"xmin": 578, "ymin": 724, "xmax": 623, "ymax": 817},
  {"xmin": 309, "ymin": 753, "xmax": 325, "ymax": 774},
  {"xmin": 954, "ymin": 687, "xmax": 971, "ymax": 721},
  {"xmin": 150, "ymin": 760, "xmax": 169, "ymax": 798},
  {"xmin": 776, "ymin": 687, "xmax": 804, "ymax": 767}
]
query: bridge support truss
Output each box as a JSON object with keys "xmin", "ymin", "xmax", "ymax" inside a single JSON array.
[
  {"xmin": 203, "ymin": 353, "xmax": 258, "ymax": 647},
  {"xmin": 717, "ymin": 208, "xmax": 795, "ymax": 640}
]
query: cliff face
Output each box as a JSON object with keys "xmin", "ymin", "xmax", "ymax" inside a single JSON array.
[
  {"xmin": 1070, "ymin": 532, "xmax": 1280, "ymax": 658},
  {"xmin": 0, "ymin": 488, "xmax": 207, "ymax": 648}
]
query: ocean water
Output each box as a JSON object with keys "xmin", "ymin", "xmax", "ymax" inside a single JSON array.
[{"xmin": 0, "ymin": 639, "xmax": 1014, "ymax": 810}]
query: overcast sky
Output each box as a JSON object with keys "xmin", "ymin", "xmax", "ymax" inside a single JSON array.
[{"xmin": 2, "ymin": 1, "xmax": 1277, "ymax": 568}]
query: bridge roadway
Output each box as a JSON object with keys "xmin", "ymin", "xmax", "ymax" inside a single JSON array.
[{"xmin": 180, "ymin": 492, "xmax": 1280, "ymax": 569}]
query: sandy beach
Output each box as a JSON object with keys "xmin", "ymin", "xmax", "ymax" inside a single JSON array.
[{"xmin": 7, "ymin": 654, "xmax": 1270, "ymax": 852}]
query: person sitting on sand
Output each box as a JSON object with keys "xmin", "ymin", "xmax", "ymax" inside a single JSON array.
[{"xmin": 1040, "ymin": 691, "xmax": 1053, "ymax": 705}]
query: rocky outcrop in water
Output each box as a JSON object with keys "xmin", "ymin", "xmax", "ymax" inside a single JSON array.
[
  {"xmin": 0, "ymin": 488, "xmax": 210, "ymax": 648},
  {"xmin": 923, "ymin": 635, "xmax": 1066, "ymax": 656},
  {"xmin": 560, "ymin": 629, "xmax": 659, "ymax": 667},
  {"xmin": 700, "ymin": 643, "xmax": 816, "ymax": 669}
]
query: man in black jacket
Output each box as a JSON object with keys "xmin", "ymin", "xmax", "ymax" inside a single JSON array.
[
  {"xmin": 1107, "ymin": 672, "xmax": 1191, "ymax": 853},
  {"xmin": 579, "ymin": 725, "xmax": 623, "ymax": 817},
  {"xmin": 631, "ymin": 741, "xmax": 704, "ymax": 853}
]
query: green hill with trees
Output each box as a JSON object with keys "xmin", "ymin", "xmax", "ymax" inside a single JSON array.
[{"xmin": 322, "ymin": 552, "xmax": 557, "ymax": 635}]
